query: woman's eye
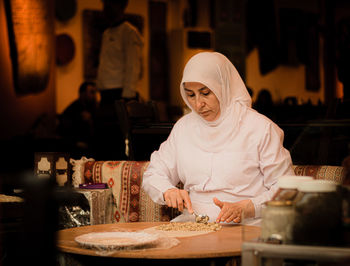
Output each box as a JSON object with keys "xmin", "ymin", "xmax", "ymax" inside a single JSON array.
[
  {"xmin": 187, "ymin": 93, "xmax": 195, "ymax": 98},
  {"xmin": 202, "ymin": 91, "xmax": 210, "ymax": 96}
]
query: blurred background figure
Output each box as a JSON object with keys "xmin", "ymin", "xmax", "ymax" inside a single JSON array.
[
  {"xmin": 253, "ymin": 88, "xmax": 276, "ymax": 121},
  {"xmin": 57, "ymin": 81, "xmax": 98, "ymax": 154},
  {"xmin": 94, "ymin": 0, "xmax": 144, "ymax": 160},
  {"xmin": 97, "ymin": 0, "xmax": 143, "ymax": 105}
]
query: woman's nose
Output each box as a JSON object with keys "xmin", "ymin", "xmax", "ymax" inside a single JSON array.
[{"xmin": 195, "ymin": 97, "xmax": 205, "ymax": 109}]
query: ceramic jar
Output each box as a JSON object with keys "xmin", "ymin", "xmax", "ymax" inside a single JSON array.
[
  {"xmin": 272, "ymin": 175, "xmax": 313, "ymax": 201},
  {"xmin": 292, "ymin": 180, "xmax": 342, "ymax": 246},
  {"xmin": 261, "ymin": 200, "xmax": 295, "ymax": 244}
]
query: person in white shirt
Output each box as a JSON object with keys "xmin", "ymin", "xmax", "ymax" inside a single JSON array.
[
  {"xmin": 97, "ymin": 0, "xmax": 143, "ymax": 104},
  {"xmin": 142, "ymin": 52, "xmax": 294, "ymax": 226}
]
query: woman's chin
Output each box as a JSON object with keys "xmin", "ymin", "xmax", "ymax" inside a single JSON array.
[{"xmin": 201, "ymin": 115, "xmax": 218, "ymax": 122}]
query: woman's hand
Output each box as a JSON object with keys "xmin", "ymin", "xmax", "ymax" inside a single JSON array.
[
  {"xmin": 163, "ymin": 188, "xmax": 193, "ymax": 213},
  {"xmin": 213, "ymin": 197, "xmax": 255, "ymax": 223}
]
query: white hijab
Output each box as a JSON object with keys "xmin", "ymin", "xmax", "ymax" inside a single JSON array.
[{"xmin": 180, "ymin": 52, "xmax": 252, "ymax": 152}]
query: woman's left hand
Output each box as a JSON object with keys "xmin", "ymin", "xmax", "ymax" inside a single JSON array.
[{"xmin": 213, "ymin": 197, "xmax": 255, "ymax": 223}]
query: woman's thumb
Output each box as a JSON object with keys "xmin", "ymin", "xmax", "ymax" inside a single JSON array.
[{"xmin": 213, "ymin": 197, "xmax": 223, "ymax": 208}]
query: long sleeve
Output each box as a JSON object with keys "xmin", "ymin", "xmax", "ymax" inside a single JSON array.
[
  {"xmin": 250, "ymin": 122, "xmax": 294, "ymax": 218},
  {"xmin": 122, "ymin": 28, "xmax": 143, "ymax": 98},
  {"xmin": 142, "ymin": 127, "xmax": 181, "ymax": 205}
]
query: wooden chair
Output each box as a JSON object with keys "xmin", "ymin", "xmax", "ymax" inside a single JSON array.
[{"xmin": 115, "ymin": 100, "xmax": 172, "ymax": 160}]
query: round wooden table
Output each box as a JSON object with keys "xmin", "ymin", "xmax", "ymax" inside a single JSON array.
[{"xmin": 57, "ymin": 222, "xmax": 261, "ymax": 265}]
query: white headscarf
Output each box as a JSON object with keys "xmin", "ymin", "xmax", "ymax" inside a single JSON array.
[{"xmin": 180, "ymin": 52, "xmax": 252, "ymax": 152}]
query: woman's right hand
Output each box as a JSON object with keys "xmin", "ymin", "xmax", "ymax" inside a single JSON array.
[{"xmin": 163, "ymin": 188, "xmax": 193, "ymax": 213}]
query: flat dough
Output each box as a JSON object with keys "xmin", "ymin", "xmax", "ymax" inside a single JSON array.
[{"xmin": 75, "ymin": 231, "xmax": 160, "ymax": 249}]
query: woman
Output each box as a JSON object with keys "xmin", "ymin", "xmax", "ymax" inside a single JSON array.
[{"xmin": 142, "ymin": 52, "xmax": 294, "ymax": 225}]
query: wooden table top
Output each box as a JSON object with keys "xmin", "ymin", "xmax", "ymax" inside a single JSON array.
[{"xmin": 57, "ymin": 222, "xmax": 261, "ymax": 259}]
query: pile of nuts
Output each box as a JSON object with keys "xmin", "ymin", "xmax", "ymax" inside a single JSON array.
[{"xmin": 156, "ymin": 222, "xmax": 221, "ymax": 232}]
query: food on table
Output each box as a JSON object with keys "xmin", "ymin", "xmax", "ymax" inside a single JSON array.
[{"xmin": 156, "ymin": 222, "xmax": 221, "ymax": 232}]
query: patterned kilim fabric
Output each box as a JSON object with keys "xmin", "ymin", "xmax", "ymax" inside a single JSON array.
[
  {"xmin": 293, "ymin": 165, "xmax": 345, "ymax": 184},
  {"xmin": 83, "ymin": 160, "xmax": 179, "ymax": 223},
  {"xmin": 81, "ymin": 161, "xmax": 345, "ymax": 223}
]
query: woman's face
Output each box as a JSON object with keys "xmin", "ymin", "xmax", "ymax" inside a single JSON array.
[{"xmin": 184, "ymin": 82, "xmax": 220, "ymax": 122}]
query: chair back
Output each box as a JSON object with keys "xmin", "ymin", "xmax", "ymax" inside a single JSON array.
[
  {"xmin": 115, "ymin": 100, "xmax": 161, "ymax": 160},
  {"xmin": 126, "ymin": 100, "xmax": 159, "ymax": 124}
]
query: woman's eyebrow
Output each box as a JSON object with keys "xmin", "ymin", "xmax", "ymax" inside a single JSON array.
[{"xmin": 184, "ymin": 86, "xmax": 208, "ymax": 92}]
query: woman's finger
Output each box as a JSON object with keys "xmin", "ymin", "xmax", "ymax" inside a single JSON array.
[
  {"xmin": 213, "ymin": 197, "xmax": 224, "ymax": 208},
  {"xmin": 164, "ymin": 188, "xmax": 177, "ymax": 204},
  {"xmin": 233, "ymin": 215, "xmax": 241, "ymax": 223},
  {"xmin": 216, "ymin": 209, "xmax": 225, "ymax": 223},
  {"xmin": 220, "ymin": 208, "xmax": 233, "ymax": 222},
  {"xmin": 225, "ymin": 213, "xmax": 236, "ymax": 223},
  {"xmin": 180, "ymin": 190, "xmax": 193, "ymax": 213},
  {"xmin": 177, "ymin": 196, "xmax": 184, "ymax": 212},
  {"xmin": 170, "ymin": 194, "xmax": 178, "ymax": 208},
  {"xmin": 165, "ymin": 197, "xmax": 171, "ymax": 207}
]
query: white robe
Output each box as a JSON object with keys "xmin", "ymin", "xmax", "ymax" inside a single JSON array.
[
  {"xmin": 142, "ymin": 52, "xmax": 294, "ymax": 225},
  {"xmin": 142, "ymin": 109, "xmax": 294, "ymax": 225}
]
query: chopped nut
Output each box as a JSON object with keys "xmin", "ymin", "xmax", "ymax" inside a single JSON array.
[{"xmin": 156, "ymin": 222, "xmax": 221, "ymax": 232}]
